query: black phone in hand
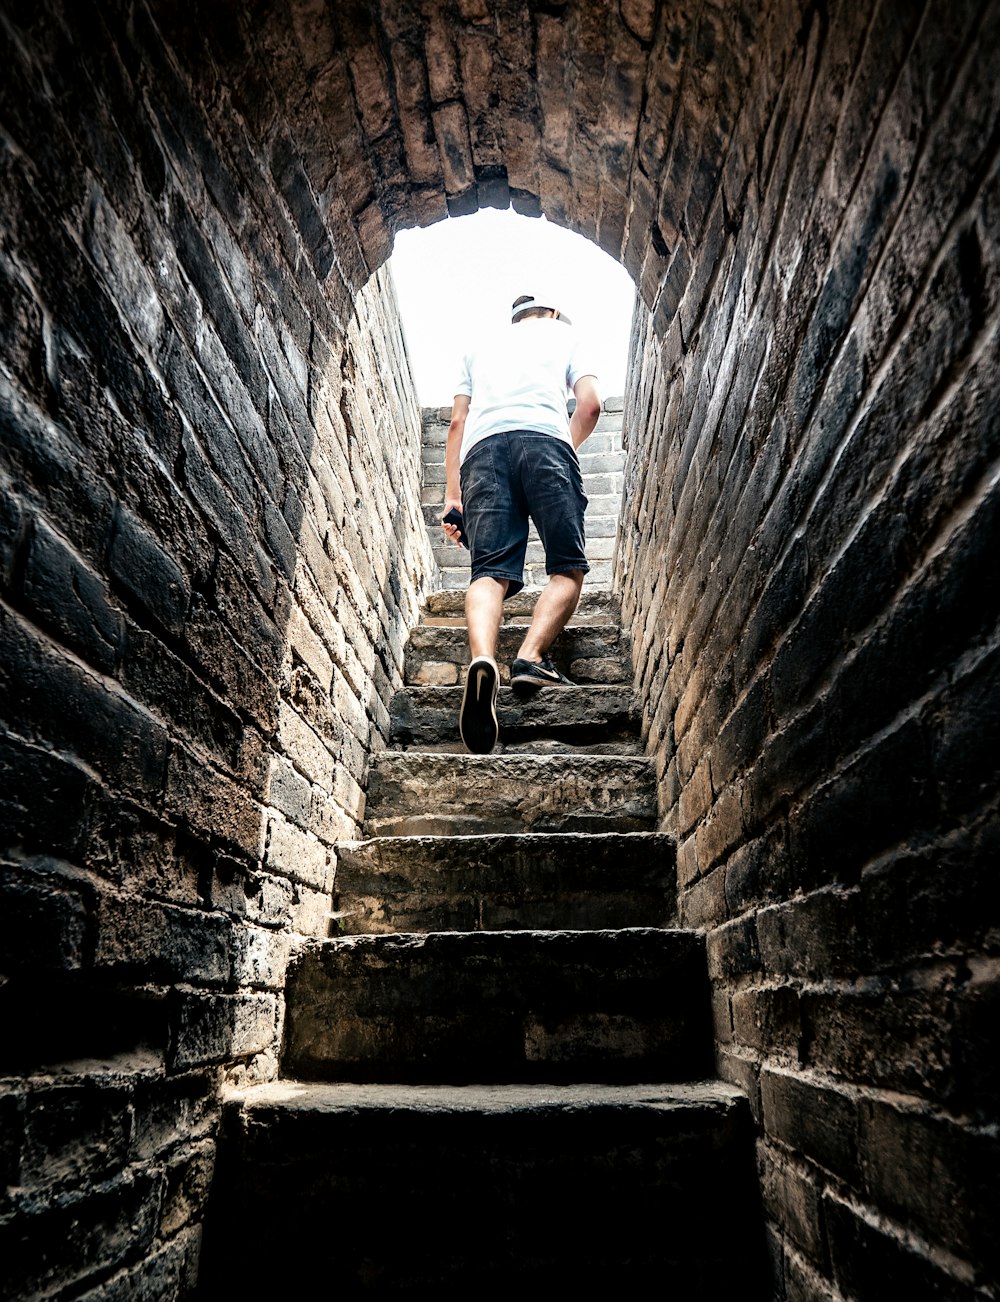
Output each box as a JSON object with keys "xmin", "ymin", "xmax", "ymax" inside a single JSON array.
[{"xmin": 442, "ymin": 507, "xmax": 468, "ymax": 548}]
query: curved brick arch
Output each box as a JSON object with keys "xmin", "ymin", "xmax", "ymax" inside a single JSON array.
[{"xmin": 169, "ymin": 0, "xmax": 790, "ymax": 329}]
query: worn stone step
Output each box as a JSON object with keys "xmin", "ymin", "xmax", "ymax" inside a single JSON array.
[
  {"xmin": 199, "ymin": 1080, "xmax": 766, "ymax": 1294},
  {"xmin": 333, "ymin": 831, "xmax": 676, "ymax": 934},
  {"xmin": 362, "ymin": 753, "xmax": 658, "ymax": 836},
  {"xmin": 420, "ymin": 586, "xmax": 620, "ymax": 625},
  {"xmin": 282, "ymin": 928, "xmax": 711, "ymax": 1083},
  {"xmin": 404, "ymin": 622, "xmax": 630, "ymax": 686},
  {"xmin": 390, "ymin": 685, "xmax": 640, "ymax": 753}
]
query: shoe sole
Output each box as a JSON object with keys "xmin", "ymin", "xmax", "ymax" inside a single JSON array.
[{"xmin": 460, "ymin": 659, "xmax": 499, "ymax": 753}]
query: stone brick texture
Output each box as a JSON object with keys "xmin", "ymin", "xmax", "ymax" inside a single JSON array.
[
  {"xmin": 613, "ymin": 2, "xmax": 1000, "ymax": 1298},
  {"xmin": 0, "ymin": 0, "xmax": 996, "ymax": 1297},
  {"xmin": 0, "ymin": 0, "xmax": 433, "ymax": 1293}
]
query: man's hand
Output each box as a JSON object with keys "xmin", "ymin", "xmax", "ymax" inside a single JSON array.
[{"xmin": 441, "ymin": 497, "xmax": 464, "ymax": 545}]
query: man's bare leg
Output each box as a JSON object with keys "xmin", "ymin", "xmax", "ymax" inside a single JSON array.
[
  {"xmin": 466, "ymin": 575, "xmax": 509, "ymax": 659},
  {"xmin": 460, "ymin": 576, "xmax": 508, "ymax": 753},
  {"xmin": 515, "ymin": 570, "xmax": 585, "ymax": 663}
]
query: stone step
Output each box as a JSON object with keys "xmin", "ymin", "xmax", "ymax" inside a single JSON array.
[
  {"xmin": 198, "ymin": 1080, "xmax": 766, "ymax": 1293},
  {"xmin": 362, "ymin": 753, "xmax": 658, "ymax": 836},
  {"xmin": 390, "ymin": 685, "xmax": 640, "ymax": 753},
  {"xmin": 282, "ymin": 928, "xmax": 711, "ymax": 1083},
  {"xmin": 333, "ymin": 831, "xmax": 676, "ymax": 934},
  {"xmin": 404, "ymin": 622, "xmax": 629, "ymax": 685},
  {"xmin": 420, "ymin": 586, "xmax": 621, "ymax": 625}
]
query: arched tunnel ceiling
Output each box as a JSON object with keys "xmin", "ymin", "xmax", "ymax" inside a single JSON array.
[{"xmin": 148, "ymin": 0, "xmax": 792, "ymax": 324}]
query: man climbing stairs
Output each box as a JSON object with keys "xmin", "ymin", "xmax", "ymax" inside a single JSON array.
[{"xmin": 196, "ymin": 591, "xmax": 770, "ymax": 1295}]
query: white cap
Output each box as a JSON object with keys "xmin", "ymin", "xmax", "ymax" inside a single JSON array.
[{"xmin": 511, "ymin": 294, "xmax": 573, "ymax": 326}]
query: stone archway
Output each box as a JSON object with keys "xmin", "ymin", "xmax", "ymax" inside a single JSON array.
[{"xmin": 2, "ymin": 0, "xmax": 997, "ymax": 1296}]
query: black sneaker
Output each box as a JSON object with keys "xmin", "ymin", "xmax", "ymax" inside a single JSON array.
[
  {"xmin": 510, "ymin": 655, "xmax": 575, "ymax": 688},
  {"xmin": 459, "ymin": 656, "xmax": 500, "ymax": 753}
]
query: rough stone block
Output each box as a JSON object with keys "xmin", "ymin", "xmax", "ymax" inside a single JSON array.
[
  {"xmin": 363, "ymin": 753, "xmax": 658, "ymax": 836},
  {"xmin": 22, "ymin": 1081, "xmax": 132, "ymax": 1194},
  {"xmin": 0, "ymin": 859, "xmax": 90, "ymax": 977},
  {"xmin": 108, "ymin": 506, "xmax": 189, "ymax": 636},
  {"xmin": 159, "ymin": 1138, "xmax": 216, "ymax": 1237},
  {"xmin": 130, "ymin": 1070, "xmax": 219, "ymax": 1164},
  {"xmin": 95, "ymin": 893, "xmax": 232, "ymax": 985},
  {"xmin": 73, "ymin": 1226, "xmax": 201, "ymax": 1302},
  {"xmin": 389, "ymin": 683, "xmax": 641, "ymax": 753},
  {"xmin": 284, "ymin": 928, "xmax": 712, "ymax": 1083},
  {"xmin": 264, "ymin": 813, "xmax": 332, "ymax": 891},
  {"xmin": 333, "ymin": 831, "xmax": 676, "ymax": 934},
  {"xmin": 22, "ymin": 517, "xmax": 124, "ymax": 673},
  {"xmin": 760, "ymin": 1067, "xmax": 860, "ymax": 1187},
  {"xmin": 823, "ymin": 1186, "xmax": 973, "ymax": 1301},
  {"xmin": 706, "ymin": 912, "xmax": 761, "ymax": 982},
  {"xmin": 230, "ymin": 923, "xmax": 292, "ymax": 990},
  {"xmin": 1, "ymin": 605, "xmax": 170, "ymax": 799},
  {"xmin": 0, "ymin": 1170, "xmax": 161, "ymax": 1300},
  {"xmin": 198, "ymin": 1080, "xmax": 768, "ymax": 1294},
  {"xmin": 759, "ymin": 1144, "xmax": 827, "ymax": 1264},
  {"xmin": 170, "ymin": 992, "xmax": 277, "ymax": 1070},
  {"xmin": 165, "ymin": 743, "xmax": 263, "ymax": 860}
]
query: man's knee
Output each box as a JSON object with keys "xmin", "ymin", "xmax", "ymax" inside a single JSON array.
[
  {"xmin": 468, "ymin": 575, "xmax": 511, "ymax": 597},
  {"xmin": 549, "ymin": 568, "xmax": 585, "ymax": 589}
]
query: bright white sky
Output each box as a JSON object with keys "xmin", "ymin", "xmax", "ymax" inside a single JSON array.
[{"xmin": 389, "ymin": 208, "xmax": 637, "ymax": 406}]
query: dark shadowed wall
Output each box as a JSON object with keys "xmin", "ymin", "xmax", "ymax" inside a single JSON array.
[
  {"xmin": 616, "ymin": 3, "xmax": 1000, "ymax": 1294},
  {"xmin": 0, "ymin": 1, "xmax": 434, "ymax": 1293}
]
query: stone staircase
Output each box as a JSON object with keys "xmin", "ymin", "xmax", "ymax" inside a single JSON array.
[{"xmin": 196, "ymin": 591, "xmax": 768, "ymax": 1295}]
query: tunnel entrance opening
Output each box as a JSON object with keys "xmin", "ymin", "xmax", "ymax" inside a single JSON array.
[{"xmin": 388, "ymin": 206, "xmax": 637, "ymax": 407}]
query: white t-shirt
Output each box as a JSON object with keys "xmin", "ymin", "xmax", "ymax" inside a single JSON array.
[{"xmin": 454, "ymin": 319, "xmax": 598, "ymax": 463}]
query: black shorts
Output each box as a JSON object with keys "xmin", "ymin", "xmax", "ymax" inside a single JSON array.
[{"xmin": 459, "ymin": 430, "xmax": 589, "ymax": 598}]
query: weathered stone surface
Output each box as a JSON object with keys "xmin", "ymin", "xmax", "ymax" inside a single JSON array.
[
  {"xmin": 362, "ymin": 753, "xmax": 658, "ymax": 836},
  {"xmin": 284, "ymin": 928, "xmax": 712, "ymax": 1082},
  {"xmin": 389, "ymin": 684, "xmax": 641, "ymax": 752},
  {"xmin": 333, "ymin": 831, "xmax": 676, "ymax": 933},
  {"xmin": 404, "ymin": 622, "xmax": 630, "ymax": 685},
  {"xmin": 420, "ymin": 586, "xmax": 620, "ymax": 625},
  {"xmin": 198, "ymin": 1080, "xmax": 767, "ymax": 1294}
]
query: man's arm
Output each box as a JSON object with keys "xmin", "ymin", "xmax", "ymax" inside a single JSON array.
[
  {"xmin": 442, "ymin": 393, "xmax": 470, "ymax": 544},
  {"xmin": 569, "ymin": 375, "xmax": 601, "ymax": 449}
]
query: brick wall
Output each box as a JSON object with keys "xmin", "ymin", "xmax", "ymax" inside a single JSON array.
[
  {"xmin": 0, "ymin": 1, "xmax": 433, "ymax": 1292},
  {"xmin": 616, "ymin": 2, "xmax": 1000, "ymax": 1295}
]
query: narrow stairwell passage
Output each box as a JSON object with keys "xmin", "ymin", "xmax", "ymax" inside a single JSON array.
[{"xmin": 197, "ymin": 592, "xmax": 770, "ymax": 1295}]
